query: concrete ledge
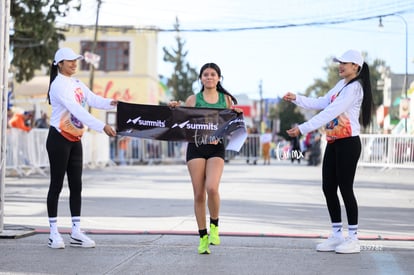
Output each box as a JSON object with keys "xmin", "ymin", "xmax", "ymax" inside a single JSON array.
[{"xmin": 0, "ymin": 225, "xmax": 36, "ymax": 239}]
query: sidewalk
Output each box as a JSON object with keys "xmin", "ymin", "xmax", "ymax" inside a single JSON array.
[{"xmin": 1, "ymin": 161, "xmax": 413, "ymax": 274}]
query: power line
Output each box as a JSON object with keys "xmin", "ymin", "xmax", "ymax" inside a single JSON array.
[
  {"xmin": 92, "ymin": 0, "xmax": 414, "ymax": 29},
  {"xmin": 65, "ymin": 10, "xmax": 414, "ymax": 33},
  {"xmin": 55, "ymin": 0, "xmax": 414, "ymax": 32}
]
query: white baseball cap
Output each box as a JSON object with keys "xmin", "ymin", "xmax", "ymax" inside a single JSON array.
[
  {"xmin": 53, "ymin": 47, "xmax": 84, "ymax": 65},
  {"xmin": 333, "ymin": 50, "xmax": 363, "ymax": 67}
]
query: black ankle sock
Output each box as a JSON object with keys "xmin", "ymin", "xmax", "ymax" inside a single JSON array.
[
  {"xmin": 210, "ymin": 218, "xmax": 219, "ymax": 227},
  {"xmin": 199, "ymin": 229, "xmax": 208, "ymax": 238}
]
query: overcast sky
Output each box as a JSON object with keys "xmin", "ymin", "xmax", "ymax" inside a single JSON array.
[{"xmin": 57, "ymin": 0, "xmax": 414, "ymax": 99}]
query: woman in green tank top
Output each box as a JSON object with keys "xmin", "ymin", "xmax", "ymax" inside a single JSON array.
[
  {"xmin": 194, "ymin": 89, "xmax": 227, "ymax": 108},
  {"xmin": 169, "ymin": 63, "xmax": 241, "ymax": 254}
]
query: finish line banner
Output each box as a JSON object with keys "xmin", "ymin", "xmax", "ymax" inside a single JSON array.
[{"xmin": 116, "ymin": 102, "xmax": 247, "ymax": 152}]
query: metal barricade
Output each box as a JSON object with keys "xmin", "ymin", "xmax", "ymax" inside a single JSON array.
[
  {"xmin": 6, "ymin": 128, "xmax": 111, "ymax": 176},
  {"xmin": 111, "ymin": 137, "xmax": 186, "ymax": 165},
  {"xmin": 6, "ymin": 130, "xmax": 413, "ymax": 174},
  {"xmin": 358, "ymin": 134, "xmax": 414, "ymax": 169},
  {"xmin": 225, "ymin": 134, "xmax": 261, "ymax": 164}
]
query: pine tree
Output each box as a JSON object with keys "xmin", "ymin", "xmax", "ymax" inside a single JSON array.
[{"xmin": 162, "ymin": 17, "xmax": 198, "ymax": 102}]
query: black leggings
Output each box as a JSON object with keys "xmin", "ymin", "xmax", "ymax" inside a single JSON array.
[
  {"xmin": 46, "ymin": 127, "xmax": 83, "ymax": 218},
  {"xmin": 322, "ymin": 136, "xmax": 361, "ymax": 225}
]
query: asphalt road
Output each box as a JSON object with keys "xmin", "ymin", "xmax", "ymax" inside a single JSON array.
[{"xmin": 1, "ymin": 161, "xmax": 413, "ymax": 274}]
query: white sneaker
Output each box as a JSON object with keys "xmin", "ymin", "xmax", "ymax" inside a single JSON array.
[
  {"xmin": 48, "ymin": 232, "xmax": 65, "ymax": 249},
  {"xmin": 335, "ymin": 237, "xmax": 360, "ymax": 254},
  {"xmin": 316, "ymin": 235, "xmax": 344, "ymax": 252},
  {"xmin": 70, "ymin": 231, "xmax": 96, "ymax": 248}
]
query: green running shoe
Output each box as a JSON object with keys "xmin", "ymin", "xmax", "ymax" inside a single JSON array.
[
  {"xmin": 198, "ymin": 235, "xmax": 210, "ymax": 254},
  {"xmin": 209, "ymin": 224, "xmax": 220, "ymax": 245}
]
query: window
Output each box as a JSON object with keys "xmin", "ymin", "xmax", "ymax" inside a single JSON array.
[{"xmin": 80, "ymin": 41, "xmax": 130, "ymax": 71}]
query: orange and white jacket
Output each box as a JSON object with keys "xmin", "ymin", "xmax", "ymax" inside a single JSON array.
[
  {"xmin": 49, "ymin": 73, "xmax": 115, "ymax": 141},
  {"xmin": 293, "ymin": 79, "xmax": 363, "ymax": 143}
]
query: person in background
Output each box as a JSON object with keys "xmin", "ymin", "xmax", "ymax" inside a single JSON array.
[
  {"xmin": 260, "ymin": 128, "xmax": 272, "ymax": 165},
  {"xmin": 169, "ymin": 63, "xmax": 242, "ymax": 254},
  {"xmin": 118, "ymin": 137, "xmax": 130, "ymax": 165},
  {"xmin": 9, "ymin": 110, "xmax": 33, "ymax": 132},
  {"xmin": 7, "ymin": 109, "xmax": 14, "ymax": 128},
  {"xmin": 289, "ymin": 124, "xmax": 302, "ymax": 164},
  {"xmin": 283, "ymin": 49, "xmax": 372, "ymax": 254},
  {"xmin": 307, "ymin": 130, "xmax": 322, "ymax": 166},
  {"xmin": 46, "ymin": 47, "xmax": 117, "ymax": 249},
  {"xmin": 35, "ymin": 111, "xmax": 50, "ymax": 128},
  {"xmin": 244, "ymin": 126, "xmax": 252, "ymax": 164},
  {"xmin": 249, "ymin": 127, "xmax": 259, "ymax": 165}
]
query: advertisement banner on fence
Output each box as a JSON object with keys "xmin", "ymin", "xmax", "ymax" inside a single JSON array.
[{"xmin": 116, "ymin": 101, "xmax": 247, "ymax": 151}]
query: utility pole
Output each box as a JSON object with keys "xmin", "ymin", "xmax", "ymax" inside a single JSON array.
[
  {"xmin": 379, "ymin": 15, "xmax": 409, "ymax": 133},
  {"xmin": 259, "ymin": 80, "xmax": 263, "ymax": 132},
  {"xmin": 89, "ymin": 0, "xmax": 102, "ymax": 92},
  {"xmin": 397, "ymin": 14, "xmax": 409, "ymax": 134},
  {"xmin": 0, "ymin": 0, "xmax": 11, "ymax": 233}
]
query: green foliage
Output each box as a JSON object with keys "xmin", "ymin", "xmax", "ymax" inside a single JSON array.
[
  {"xmin": 162, "ymin": 18, "xmax": 198, "ymax": 102},
  {"xmin": 369, "ymin": 58, "xmax": 386, "ymax": 108},
  {"xmin": 10, "ymin": 0, "xmax": 80, "ymax": 82},
  {"xmin": 305, "ymin": 56, "xmax": 340, "ymax": 98},
  {"xmin": 277, "ymin": 100, "xmax": 305, "ymax": 140},
  {"xmin": 304, "ymin": 53, "xmax": 385, "ymax": 109}
]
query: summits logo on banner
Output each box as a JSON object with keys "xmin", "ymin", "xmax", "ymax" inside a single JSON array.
[
  {"xmin": 172, "ymin": 120, "xmax": 218, "ymax": 130},
  {"xmin": 126, "ymin": 116, "xmax": 218, "ymax": 131},
  {"xmin": 126, "ymin": 116, "xmax": 166, "ymax": 128}
]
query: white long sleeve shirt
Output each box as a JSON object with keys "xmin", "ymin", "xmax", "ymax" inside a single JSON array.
[
  {"xmin": 49, "ymin": 73, "xmax": 115, "ymax": 141},
  {"xmin": 260, "ymin": 133, "xmax": 272, "ymax": 144},
  {"xmin": 293, "ymin": 79, "xmax": 363, "ymax": 142}
]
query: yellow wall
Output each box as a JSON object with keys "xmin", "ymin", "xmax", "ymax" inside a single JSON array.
[{"xmin": 64, "ymin": 25, "xmax": 159, "ymax": 104}]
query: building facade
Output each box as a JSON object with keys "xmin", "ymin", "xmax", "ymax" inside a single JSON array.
[
  {"xmin": 12, "ymin": 24, "xmax": 164, "ymax": 124},
  {"xmin": 377, "ymin": 67, "xmax": 414, "ymax": 134}
]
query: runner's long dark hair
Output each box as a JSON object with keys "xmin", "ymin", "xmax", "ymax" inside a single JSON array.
[
  {"xmin": 347, "ymin": 62, "xmax": 373, "ymax": 128},
  {"xmin": 199, "ymin": 63, "xmax": 238, "ymax": 105},
  {"xmin": 47, "ymin": 62, "xmax": 59, "ymax": 104}
]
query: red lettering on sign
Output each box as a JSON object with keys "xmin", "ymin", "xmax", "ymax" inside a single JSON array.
[{"xmin": 94, "ymin": 80, "xmax": 133, "ymax": 102}]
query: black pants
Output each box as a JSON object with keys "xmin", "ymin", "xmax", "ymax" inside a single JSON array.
[
  {"xmin": 322, "ymin": 136, "xmax": 361, "ymax": 225},
  {"xmin": 46, "ymin": 127, "xmax": 83, "ymax": 218}
]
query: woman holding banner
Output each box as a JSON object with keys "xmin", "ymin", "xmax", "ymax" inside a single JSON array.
[
  {"xmin": 283, "ymin": 50, "xmax": 373, "ymax": 254},
  {"xmin": 46, "ymin": 47, "xmax": 117, "ymax": 249},
  {"xmin": 169, "ymin": 63, "xmax": 241, "ymax": 254}
]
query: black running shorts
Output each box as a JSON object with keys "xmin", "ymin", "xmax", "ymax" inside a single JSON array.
[{"xmin": 186, "ymin": 142, "xmax": 225, "ymax": 162}]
